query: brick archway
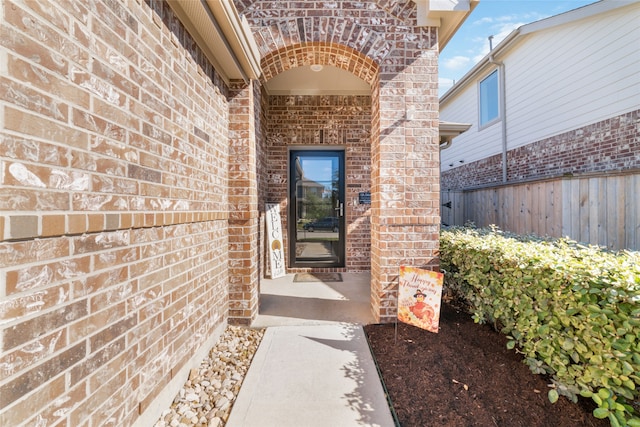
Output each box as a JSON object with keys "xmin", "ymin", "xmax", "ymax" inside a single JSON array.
[
  {"xmin": 258, "ymin": 41, "xmax": 384, "ymax": 321},
  {"xmin": 260, "ymin": 42, "xmax": 380, "ymax": 89},
  {"xmin": 259, "ymin": 40, "xmax": 380, "ymax": 271},
  {"xmin": 241, "ymin": 1, "xmax": 442, "ymax": 324}
]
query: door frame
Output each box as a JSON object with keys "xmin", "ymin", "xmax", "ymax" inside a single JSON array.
[{"xmin": 288, "ymin": 148, "xmax": 346, "ymax": 268}]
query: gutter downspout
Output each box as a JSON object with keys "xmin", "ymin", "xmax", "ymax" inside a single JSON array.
[
  {"xmin": 488, "ymin": 35, "xmax": 508, "ymax": 183},
  {"xmin": 439, "ymin": 138, "xmax": 452, "ymax": 150}
]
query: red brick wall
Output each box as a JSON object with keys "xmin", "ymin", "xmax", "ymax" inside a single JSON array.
[
  {"xmin": 373, "ymin": 52, "xmax": 441, "ymax": 323},
  {"xmin": 0, "ymin": 0, "xmax": 448, "ymax": 420},
  {"xmin": 266, "ymin": 95, "xmax": 372, "ymax": 272},
  {"xmin": 442, "ymin": 110, "xmax": 640, "ymax": 190},
  {"xmin": 228, "ymin": 80, "xmax": 260, "ymax": 325},
  {"xmin": 1, "ymin": 1, "xmax": 230, "ymax": 425}
]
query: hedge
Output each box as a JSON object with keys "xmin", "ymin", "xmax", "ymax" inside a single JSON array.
[{"xmin": 440, "ymin": 226, "xmax": 640, "ymax": 427}]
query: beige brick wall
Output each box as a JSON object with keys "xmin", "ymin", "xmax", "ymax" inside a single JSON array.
[{"xmin": 1, "ymin": 1, "xmax": 231, "ymax": 425}]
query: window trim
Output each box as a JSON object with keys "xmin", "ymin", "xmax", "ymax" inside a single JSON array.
[{"xmin": 478, "ymin": 69, "xmax": 501, "ymax": 129}]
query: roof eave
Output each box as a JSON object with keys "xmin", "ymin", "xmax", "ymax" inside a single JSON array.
[
  {"xmin": 439, "ymin": 120, "xmax": 472, "ymax": 149},
  {"xmin": 167, "ymin": 0, "xmax": 262, "ymax": 83},
  {"xmin": 413, "ymin": 0, "xmax": 480, "ymax": 51}
]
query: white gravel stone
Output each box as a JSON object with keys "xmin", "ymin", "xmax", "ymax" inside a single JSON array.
[
  {"xmin": 154, "ymin": 325, "xmax": 264, "ymax": 427},
  {"xmin": 185, "ymin": 393, "xmax": 199, "ymax": 402},
  {"xmin": 214, "ymin": 396, "xmax": 229, "ymax": 409}
]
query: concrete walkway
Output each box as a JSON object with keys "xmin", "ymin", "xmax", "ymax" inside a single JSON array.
[{"xmin": 226, "ymin": 273, "xmax": 396, "ymax": 427}]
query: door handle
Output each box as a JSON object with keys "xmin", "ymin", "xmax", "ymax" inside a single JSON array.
[{"xmin": 339, "ymin": 202, "xmax": 344, "ymax": 217}]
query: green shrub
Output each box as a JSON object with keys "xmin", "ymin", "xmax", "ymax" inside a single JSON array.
[{"xmin": 440, "ymin": 226, "xmax": 640, "ymax": 427}]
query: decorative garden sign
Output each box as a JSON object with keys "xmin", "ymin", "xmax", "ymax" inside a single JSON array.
[
  {"xmin": 397, "ymin": 266, "xmax": 444, "ymax": 333},
  {"xmin": 265, "ymin": 203, "xmax": 286, "ymax": 279}
]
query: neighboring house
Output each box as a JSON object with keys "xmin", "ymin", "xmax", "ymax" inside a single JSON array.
[
  {"xmin": 297, "ymin": 178, "xmax": 326, "ymax": 219},
  {"xmin": 440, "ymin": 0, "xmax": 640, "ymax": 250},
  {"xmin": 300, "ymin": 179, "xmax": 325, "ymax": 199},
  {"xmin": 0, "ymin": 1, "xmax": 475, "ymax": 425}
]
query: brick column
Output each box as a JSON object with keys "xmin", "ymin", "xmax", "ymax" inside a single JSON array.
[
  {"xmin": 371, "ymin": 53, "xmax": 441, "ymax": 323},
  {"xmin": 228, "ymin": 80, "xmax": 260, "ymax": 325}
]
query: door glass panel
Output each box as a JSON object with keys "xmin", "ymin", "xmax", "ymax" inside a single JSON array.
[{"xmin": 290, "ymin": 150, "xmax": 345, "ymax": 267}]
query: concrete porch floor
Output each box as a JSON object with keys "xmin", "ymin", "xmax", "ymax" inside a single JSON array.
[
  {"xmin": 251, "ymin": 272, "xmax": 376, "ymax": 328},
  {"xmin": 227, "ymin": 272, "xmax": 395, "ymax": 427}
]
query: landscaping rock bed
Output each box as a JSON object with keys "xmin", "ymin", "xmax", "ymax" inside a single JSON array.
[{"xmin": 153, "ymin": 326, "xmax": 263, "ymax": 427}]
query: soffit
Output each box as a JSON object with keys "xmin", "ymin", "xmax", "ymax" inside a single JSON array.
[
  {"xmin": 168, "ymin": 0, "xmax": 261, "ymax": 82},
  {"xmin": 440, "ymin": 121, "xmax": 472, "ymax": 136}
]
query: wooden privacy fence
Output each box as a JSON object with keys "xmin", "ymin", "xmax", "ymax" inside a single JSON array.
[{"xmin": 441, "ymin": 172, "xmax": 640, "ymax": 251}]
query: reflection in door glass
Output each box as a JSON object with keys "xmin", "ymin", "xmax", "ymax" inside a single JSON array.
[{"xmin": 291, "ymin": 151, "xmax": 344, "ymax": 267}]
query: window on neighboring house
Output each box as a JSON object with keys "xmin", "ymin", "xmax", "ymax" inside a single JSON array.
[{"xmin": 479, "ymin": 70, "xmax": 499, "ymax": 127}]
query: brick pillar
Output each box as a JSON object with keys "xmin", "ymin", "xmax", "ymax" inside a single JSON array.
[
  {"xmin": 371, "ymin": 53, "xmax": 440, "ymax": 323},
  {"xmin": 228, "ymin": 80, "xmax": 260, "ymax": 325}
]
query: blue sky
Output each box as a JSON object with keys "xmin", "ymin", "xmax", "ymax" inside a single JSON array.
[{"xmin": 439, "ymin": 0, "xmax": 597, "ymax": 97}]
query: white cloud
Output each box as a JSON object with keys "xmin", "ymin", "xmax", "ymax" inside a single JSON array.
[
  {"xmin": 438, "ymin": 77, "xmax": 455, "ymax": 97},
  {"xmin": 470, "ymin": 22, "xmax": 524, "ymax": 63},
  {"xmin": 475, "ymin": 11, "xmax": 547, "ymax": 27},
  {"xmin": 472, "ymin": 51, "xmax": 487, "ymax": 64},
  {"xmin": 495, "ymin": 22, "xmax": 525, "ymax": 38},
  {"xmin": 439, "ymin": 77, "xmax": 454, "ymax": 87},
  {"xmin": 442, "ymin": 55, "xmax": 471, "ymax": 71},
  {"xmin": 473, "ymin": 16, "xmax": 495, "ymax": 25}
]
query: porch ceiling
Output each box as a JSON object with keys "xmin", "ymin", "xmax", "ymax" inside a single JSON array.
[{"xmin": 264, "ymin": 65, "xmax": 371, "ymax": 96}]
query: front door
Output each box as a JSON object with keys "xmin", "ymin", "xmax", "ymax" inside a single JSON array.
[{"xmin": 289, "ymin": 150, "xmax": 345, "ymax": 268}]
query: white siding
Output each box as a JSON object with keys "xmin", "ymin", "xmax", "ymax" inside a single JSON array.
[
  {"xmin": 440, "ymin": 2, "xmax": 640, "ymax": 173},
  {"xmin": 506, "ymin": 5, "xmax": 640, "ymax": 149},
  {"xmin": 440, "ymin": 71, "xmax": 502, "ymax": 171}
]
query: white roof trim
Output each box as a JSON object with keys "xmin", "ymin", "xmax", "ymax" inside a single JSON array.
[
  {"xmin": 520, "ymin": 0, "xmax": 637, "ymax": 35},
  {"xmin": 439, "ymin": 120, "xmax": 471, "ymax": 149},
  {"xmin": 206, "ymin": 0, "xmax": 261, "ymax": 80},
  {"xmin": 413, "ymin": 0, "xmax": 479, "ymax": 50}
]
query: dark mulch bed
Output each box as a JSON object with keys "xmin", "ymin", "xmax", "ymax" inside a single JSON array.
[{"xmin": 364, "ymin": 302, "xmax": 608, "ymax": 427}]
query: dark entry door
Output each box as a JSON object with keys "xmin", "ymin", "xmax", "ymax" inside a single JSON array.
[{"xmin": 289, "ymin": 150, "xmax": 345, "ymax": 268}]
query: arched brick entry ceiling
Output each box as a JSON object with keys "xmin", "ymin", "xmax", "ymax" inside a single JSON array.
[
  {"xmin": 234, "ymin": 0, "xmax": 437, "ymax": 83},
  {"xmin": 261, "ymin": 43, "xmax": 379, "ymax": 89}
]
